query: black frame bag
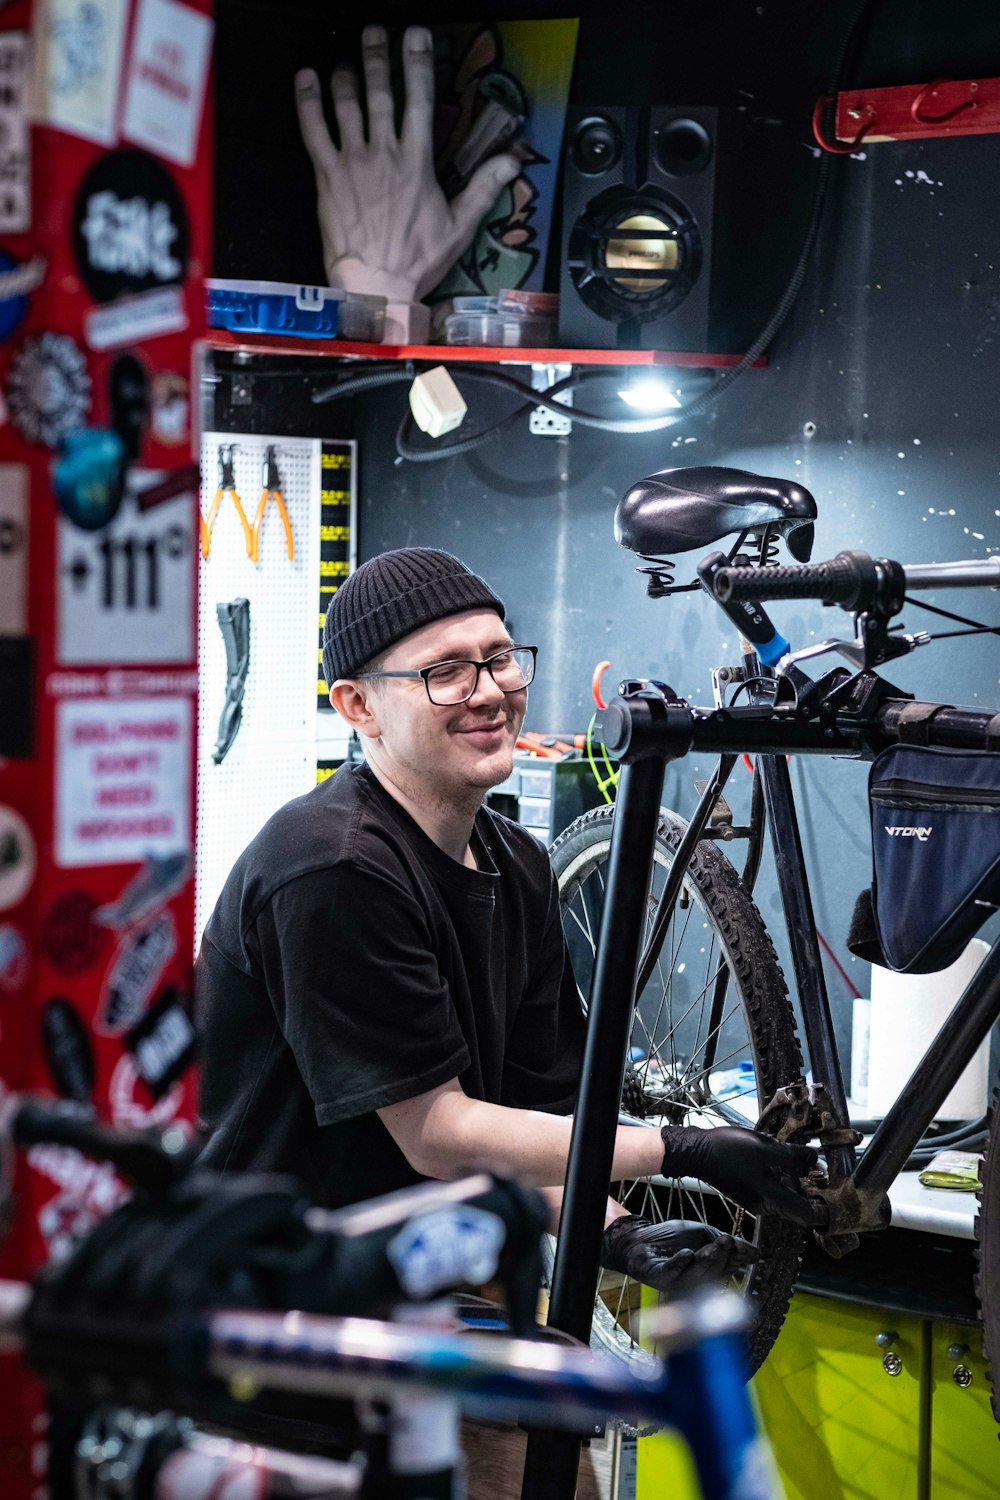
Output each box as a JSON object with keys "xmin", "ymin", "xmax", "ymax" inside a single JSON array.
[{"xmin": 848, "ymin": 743, "xmax": 1000, "ymax": 974}]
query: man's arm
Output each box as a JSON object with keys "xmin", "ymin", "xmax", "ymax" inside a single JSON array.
[
  {"xmin": 378, "ymin": 1077, "xmax": 821, "ymax": 1226},
  {"xmin": 378, "ymin": 1077, "xmax": 665, "ymax": 1187}
]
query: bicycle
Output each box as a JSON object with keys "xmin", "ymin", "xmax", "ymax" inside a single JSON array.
[
  {"xmin": 543, "ymin": 465, "xmax": 1000, "ymax": 1406},
  {"xmin": 0, "ymin": 1093, "xmax": 780, "ymax": 1500}
]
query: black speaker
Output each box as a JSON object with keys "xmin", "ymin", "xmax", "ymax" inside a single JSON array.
[{"xmin": 558, "ymin": 105, "xmax": 787, "ymax": 353}]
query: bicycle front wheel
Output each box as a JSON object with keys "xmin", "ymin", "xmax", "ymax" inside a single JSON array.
[{"xmin": 550, "ymin": 803, "xmax": 806, "ymax": 1377}]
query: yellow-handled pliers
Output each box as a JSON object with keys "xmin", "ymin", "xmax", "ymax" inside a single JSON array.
[
  {"xmin": 200, "ymin": 443, "xmax": 254, "ymax": 560},
  {"xmin": 249, "ymin": 444, "xmax": 294, "ymax": 563}
]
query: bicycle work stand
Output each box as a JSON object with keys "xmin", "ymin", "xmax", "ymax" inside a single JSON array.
[{"xmin": 519, "ymin": 692, "xmax": 689, "ymax": 1500}]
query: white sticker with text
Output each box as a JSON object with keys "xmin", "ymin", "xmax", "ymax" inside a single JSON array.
[
  {"xmin": 0, "ymin": 32, "xmax": 31, "ymax": 230},
  {"xmin": 84, "ymin": 284, "xmax": 188, "ymax": 351},
  {"xmin": 55, "ymin": 695, "xmax": 192, "ymax": 867},
  {"xmin": 121, "ymin": 0, "xmax": 213, "ymax": 168},
  {"xmin": 58, "ymin": 470, "xmax": 195, "ymax": 666}
]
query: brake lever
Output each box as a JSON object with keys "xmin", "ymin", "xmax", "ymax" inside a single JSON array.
[{"xmin": 777, "ymin": 630, "xmax": 930, "ymax": 675}]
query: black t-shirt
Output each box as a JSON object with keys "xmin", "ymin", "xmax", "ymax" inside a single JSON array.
[{"xmin": 195, "ymin": 763, "xmax": 585, "ymax": 1208}]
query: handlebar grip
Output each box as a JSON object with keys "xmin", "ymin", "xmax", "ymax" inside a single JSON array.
[
  {"xmin": 713, "ymin": 553, "xmax": 868, "ymax": 606},
  {"xmin": 11, "ymin": 1098, "xmax": 194, "ymax": 1190}
]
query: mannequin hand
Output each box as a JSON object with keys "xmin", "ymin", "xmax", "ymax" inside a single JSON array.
[
  {"xmin": 600, "ymin": 1215, "xmax": 760, "ymax": 1295},
  {"xmin": 660, "ymin": 1125, "xmax": 820, "ymax": 1226},
  {"xmin": 295, "ymin": 25, "xmax": 521, "ymax": 303}
]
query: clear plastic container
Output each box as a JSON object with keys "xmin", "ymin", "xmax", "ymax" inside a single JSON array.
[
  {"xmin": 443, "ymin": 312, "xmax": 556, "ymax": 347},
  {"xmin": 497, "ymin": 288, "xmax": 560, "ymax": 318},
  {"xmin": 451, "ymin": 295, "xmax": 499, "ymax": 314},
  {"xmin": 206, "ymin": 279, "xmax": 386, "ymax": 342}
]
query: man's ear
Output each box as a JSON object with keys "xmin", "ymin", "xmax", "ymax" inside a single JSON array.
[{"xmin": 329, "ymin": 680, "xmax": 382, "ymax": 739}]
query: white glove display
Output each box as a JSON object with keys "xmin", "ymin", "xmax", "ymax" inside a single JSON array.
[{"xmin": 294, "ymin": 25, "xmax": 521, "ymax": 311}]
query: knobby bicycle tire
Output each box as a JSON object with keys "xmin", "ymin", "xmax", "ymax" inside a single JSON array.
[
  {"xmin": 975, "ymin": 1086, "xmax": 1000, "ymax": 1424},
  {"xmin": 549, "ymin": 804, "xmax": 806, "ymax": 1381}
]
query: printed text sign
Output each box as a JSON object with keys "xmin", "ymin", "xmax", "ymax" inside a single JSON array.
[{"xmin": 55, "ymin": 695, "xmax": 192, "ymax": 867}]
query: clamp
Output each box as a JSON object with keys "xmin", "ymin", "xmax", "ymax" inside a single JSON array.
[
  {"xmin": 200, "ymin": 444, "xmax": 253, "ymax": 560},
  {"xmin": 249, "ymin": 444, "xmax": 294, "ymax": 563}
]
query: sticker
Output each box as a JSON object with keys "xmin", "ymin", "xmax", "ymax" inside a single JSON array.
[
  {"xmin": 84, "ymin": 284, "xmax": 188, "ymax": 351},
  {"xmin": 109, "ymin": 1049, "xmax": 183, "ymax": 1127},
  {"xmin": 93, "ymin": 849, "xmax": 191, "ymax": 929},
  {"xmin": 151, "ymin": 370, "xmax": 188, "ymax": 446},
  {"xmin": 55, "ymin": 695, "xmax": 193, "ymax": 867},
  {"xmin": 33, "ymin": 0, "xmax": 130, "ymax": 147},
  {"xmin": 28, "ymin": 1143, "xmax": 130, "ymax": 1262},
  {"xmin": 39, "ymin": 889, "xmax": 101, "ymax": 973},
  {"xmin": 5, "ymin": 332, "xmax": 91, "ymax": 448},
  {"xmin": 0, "ymin": 804, "xmax": 35, "ymax": 911},
  {"xmin": 51, "ymin": 427, "xmax": 126, "ymax": 531},
  {"xmin": 108, "ymin": 351, "xmax": 149, "ymax": 463},
  {"xmin": 57, "ymin": 468, "xmax": 195, "ymax": 665},
  {"xmin": 0, "ymin": 463, "xmax": 28, "ymax": 634},
  {"xmin": 0, "ymin": 923, "xmax": 29, "ymax": 990},
  {"xmin": 126, "ymin": 984, "xmax": 196, "ymax": 1095},
  {"xmin": 387, "ymin": 1206, "xmax": 506, "ymax": 1298},
  {"xmin": 0, "ymin": 252, "xmax": 46, "ymax": 341},
  {"xmin": 72, "ymin": 148, "xmax": 189, "ymax": 304},
  {"xmin": 121, "ymin": 0, "xmax": 214, "ymax": 169},
  {"xmin": 47, "ymin": 666, "xmax": 200, "ymax": 698},
  {"xmin": 0, "ymin": 34, "xmax": 30, "ymax": 232},
  {"xmin": 98, "ymin": 908, "xmax": 175, "ymax": 1032},
  {"xmin": 40, "ymin": 997, "xmax": 95, "ymax": 1101}
]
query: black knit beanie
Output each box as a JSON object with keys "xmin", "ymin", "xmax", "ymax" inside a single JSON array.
[{"xmin": 323, "ymin": 547, "xmax": 505, "ymax": 685}]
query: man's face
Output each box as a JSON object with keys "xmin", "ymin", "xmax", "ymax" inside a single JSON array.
[{"xmin": 363, "ymin": 608, "xmax": 527, "ymax": 798}]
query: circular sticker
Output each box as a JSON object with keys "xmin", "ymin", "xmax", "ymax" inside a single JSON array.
[
  {"xmin": 109, "ymin": 1051, "xmax": 184, "ymax": 1129},
  {"xmin": 5, "ymin": 332, "xmax": 91, "ymax": 447},
  {"xmin": 72, "ymin": 148, "xmax": 189, "ymax": 304},
  {"xmin": 39, "ymin": 889, "xmax": 100, "ymax": 974},
  {"xmin": 0, "ymin": 806, "xmax": 36, "ymax": 912}
]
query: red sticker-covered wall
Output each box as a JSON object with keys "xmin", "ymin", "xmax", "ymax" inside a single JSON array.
[{"xmin": 0, "ymin": 2, "xmax": 212, "ymax": 1491}]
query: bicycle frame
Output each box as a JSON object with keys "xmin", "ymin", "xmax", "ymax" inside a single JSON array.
[
  {"xmin": 532, "ymin": 637, "xmax": 1000, "ymax": 1499},
  {"xmin": 598, "ymin": 667, "xmax": 1000, "ymax": 1236}
]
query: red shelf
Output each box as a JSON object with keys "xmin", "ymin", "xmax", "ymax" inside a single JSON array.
[{"xmin": 204, "ymin": 329, "xmax": 763, "ymax": 368}]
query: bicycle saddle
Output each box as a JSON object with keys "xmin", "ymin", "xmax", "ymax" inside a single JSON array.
[{"xmin": 615, "ymin": 466, "xmax": 818, "ymax": 560}]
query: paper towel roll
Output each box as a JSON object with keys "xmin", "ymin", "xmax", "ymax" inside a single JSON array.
[{"xmin": 867, "ymin": 937, "xmax": 992, "ymax": 1120}]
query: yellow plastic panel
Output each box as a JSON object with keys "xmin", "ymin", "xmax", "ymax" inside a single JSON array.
[
  {"xmin": 636, "ymin": 1425, "xmax": 703, "ymax": 1500},
  {"xmin": 928, "ymin": 1320, "xmax": 998, "ymax": 1498},
  {"xmin": 753, "ymin": 1292, "xmax": 923, "ymax": 1500}
]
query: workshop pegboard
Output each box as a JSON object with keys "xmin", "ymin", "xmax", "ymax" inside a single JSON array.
[{"xmin": 195, "ymin": 432, "xmax": 356, "ymax": 947}]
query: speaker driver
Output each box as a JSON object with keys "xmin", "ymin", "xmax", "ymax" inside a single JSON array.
[
  {"xmin": 567, "ymin": 186, "xmax": 702, "ymax": 325},
  {"xmin": 570, "ymin": 115, "xmax": 623, "ymax": 176}
]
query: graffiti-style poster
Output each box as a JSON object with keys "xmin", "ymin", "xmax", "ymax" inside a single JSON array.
[{"xmin": 428, "ymin": 20, "xmax": 578, "ymax": 300}]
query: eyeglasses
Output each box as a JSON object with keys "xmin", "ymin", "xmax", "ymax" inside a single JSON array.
[{"xmin": 356, "ymin": 644, "xmax": 537, "ymax": 706}]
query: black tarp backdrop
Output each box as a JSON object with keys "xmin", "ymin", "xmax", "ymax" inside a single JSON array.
[{"xmin": 211, "ymin": 0, "xmax": 1000, "ymax": 1066}]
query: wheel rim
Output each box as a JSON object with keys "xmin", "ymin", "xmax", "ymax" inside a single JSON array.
[{"xmin": 557, "ymin": 823, "xmax": 776, "ymax": 1354}]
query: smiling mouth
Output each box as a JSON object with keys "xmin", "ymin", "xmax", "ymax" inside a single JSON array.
[{"xmin": 457, "ymin": 720, "xmax": 508, "ymax": 737}]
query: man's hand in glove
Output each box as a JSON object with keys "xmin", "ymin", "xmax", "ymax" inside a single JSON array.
[
  {"xmin": 295, "ymin": 25, "xmax": 520, "ymax": 304},
  {"xmin": 601, "ymin": 1215, "xmax": 760, "ymax": 1296},
  {"xmin": 660, "ymin": 1124, "xmax": 820, "ymax": 1225}
]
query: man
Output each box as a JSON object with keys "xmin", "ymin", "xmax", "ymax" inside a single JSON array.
[{"xmin": 197, "ymin": 546, "xmax": 816, "ymax": 1269}]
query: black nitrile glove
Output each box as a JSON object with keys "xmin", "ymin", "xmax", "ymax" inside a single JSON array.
[
  {"xmin": 660, "ymin": 1125, "xmax": 820, "ymax": 1226},
  {"xmin": 600, "ymin": 1215, "xmax": 760, "ymax": 1294}
]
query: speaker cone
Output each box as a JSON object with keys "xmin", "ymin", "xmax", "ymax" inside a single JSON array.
[{"xmin": 567, "ymin": 187, "xmax": 702, "ymax": 324}]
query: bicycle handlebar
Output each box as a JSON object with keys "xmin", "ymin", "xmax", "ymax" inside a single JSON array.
[{"xmin": 712, "ymin": 551, "xmax": 1000, "ymax": 607}]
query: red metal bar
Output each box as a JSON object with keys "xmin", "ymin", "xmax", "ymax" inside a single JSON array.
[
  {"xmin": 829, "ymin": 76, "xmax": 1000, "ymax": 146},
  {"xmin": 205, "ymin": 330, "xmax": 765, "ymax": 369}
]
